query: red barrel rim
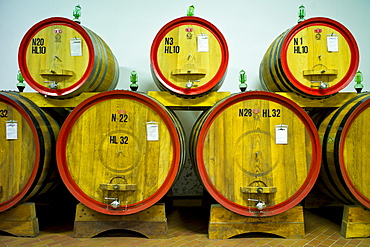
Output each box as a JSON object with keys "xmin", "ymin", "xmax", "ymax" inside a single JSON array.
[
  {"xmin": 0, "ymin": 93, "xmax": 41, "ymax": 212},
  {"xmin": 150, "ymin": 16, "xmax": 229, "ymax": 96},
  {"xmin": 18, "ymin": 17, "xmax": 95, "ymax": 97},
  {"xmin": 196, "ymin": 91, "xmax": 321, "ymax": 216},
  {"xmin": 339, "ymin": 97, "xmax": 370, "ymax": 208},
  {"xmin": 56, "ymin": 90, "xmax": 181, "ymax": 215},
  {"xmin": 280, "ymin": 17, "xmax": 359, "ymax": 97}
]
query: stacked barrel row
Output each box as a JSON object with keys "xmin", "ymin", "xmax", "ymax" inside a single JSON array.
[{"xmin": 0, "ymin": 12, "xmax": 368, "ymax": 225}]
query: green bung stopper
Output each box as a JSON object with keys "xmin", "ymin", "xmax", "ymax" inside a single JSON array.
[
  {"xmin": 354, "ymin": 70, "xmax": 364, "ymax": 93},
  {"xmin": 187, "ymin": 5, "xmax": 195, "ymax": 16},
  {"xmin": 16, "ymin": 70, "xmax": 26, "ymax": 92},
  {"xmin": 130, "ymin": 71, "xmax": 139, "ymax": 91},
  {"xmin": 298, "ymin": 5, "xmax": 306, "ymax": 23},
  {"xmin": 239, "ymin": 70, "xmax": 247, "ymax": 92}
]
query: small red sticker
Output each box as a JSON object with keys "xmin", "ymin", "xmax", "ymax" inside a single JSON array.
[
  {"xmin": 314, "ymin": 28, "xmax": 322, "ymax": 33},
  {"xmin": 185, "ymin": 27, "xmax": 193, "ymax": 32},
  {"xmin": 54, "ymin": 29, "xmax": 62, "ymax": 34},
  {"xmin": 118, "ymin": 110, "xmax": 126, "ymax": 114}
]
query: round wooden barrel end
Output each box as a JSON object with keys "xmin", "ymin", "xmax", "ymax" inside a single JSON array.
[
  {"xmin": 260, "ymin": 17, "xmax": 359, "ymax": 98},
  {"xmin": 150, "ymin": 16, "xmax": 228, "ymax": 97},
  {"xmin": 191, "ymin": 91, "xmax": 321, "ymax": 216},
  {"xmin": 18, "ymin": 17, "xmax": 119, "ymax": 98},
  {"xmin": 56, "ymin": 90, "xmax": 185, "ymax": 215}
]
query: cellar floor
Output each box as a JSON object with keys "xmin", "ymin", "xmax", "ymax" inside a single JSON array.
[{"xmin": 0, "ymin": 198, "xmax": 369, "ymax": 247}]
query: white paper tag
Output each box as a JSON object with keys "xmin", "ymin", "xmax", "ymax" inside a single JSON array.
[
  {"xmin": 275, "ymin": 125, "xmax": 288, "ymax": 144},
  {"xmin": 70, "ymin": 38, "xmax": 82, "ymax": 56},
  {"xmin": 146, "ymin": 122, "xmax": 159, "ymax": 141},
  {"xmin": 6, "ymin": 121, "xmax": 17, "ymax": 140},
  {"xmin": 198, "ymin": 35, "xmax": 209, "ymax": 52},
  {"xmin": 327, "ymin": 35, "xmax": 338, "ymax": 52}
]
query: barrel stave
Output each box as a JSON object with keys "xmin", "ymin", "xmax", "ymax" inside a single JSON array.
[
  {"xmin": 318, "ymin": 94, "xmax": 370, "ymax": 207},
  {"xmin": 0, "ymin": 92, "xmax": 61, "ymax": 212}
]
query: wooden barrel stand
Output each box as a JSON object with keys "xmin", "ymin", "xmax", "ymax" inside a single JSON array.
[
  {"xmin": 73, "ymin": 203, "xmax": 167, "ymax": 238},
  {"xmin": 341, "ymin": 205, "xmax": 370, "ymax": 238},
  {"xmin": 0, "ymin": 203, "xmax": 39, "ymax": 237},
  {"xmin": 208, "ymin": 204, "xmax": 305, "ymax": 239}
]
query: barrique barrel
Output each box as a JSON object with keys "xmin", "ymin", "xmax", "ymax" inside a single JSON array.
[
  {"xmin": 0, "ymin": 92, "xmax": 61, "ymax": 212},
  {"xmin": 18, "ymin": 17, "xmax": 119, "ymax": 98},
  {"xmin": 317, "ymin": 93, "xmax": 370, "ymax": 208},
  {"xmin": 56, "ymin": 90, "xmax": 186, "ymax": 215},
  {"xmin": 259, "ymin": 17, "xmax": 359, "ymax": 98},
  {"xmin": 190, "ymin": 91, "xmax": 321, "ymax": 216},
  {"xmin": 150, "ymin": 16, "xmax": 229, "ymax": 97}
]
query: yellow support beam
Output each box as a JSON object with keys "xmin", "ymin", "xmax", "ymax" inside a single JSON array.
[
  {"xmin": 18, "ymin": 91, "xmax": 363, "ymax": 109},
  {"xmin": 148, "ymin": 91, "xmax": 231, "ymax": 110},
  {"xmin": 20, "ymin": 92, "xmax": 99, "ymax": 108}
]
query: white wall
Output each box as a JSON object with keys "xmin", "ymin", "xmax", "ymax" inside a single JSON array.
[
  {"xmin": 0, "ymin": 0, "xmax": 369, "ymax": 92},
  {"xmin": 1, "ymin": 0, "xmax": 369, "ymax": 196}
]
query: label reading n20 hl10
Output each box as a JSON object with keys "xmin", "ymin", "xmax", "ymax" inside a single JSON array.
[
  {"xmin": 239, "ymin": 109, "xmax": 281, "ymax": 117},
  {"xmin": 32, "ymin": 38, "xmax": 46, "ymax": 54}
]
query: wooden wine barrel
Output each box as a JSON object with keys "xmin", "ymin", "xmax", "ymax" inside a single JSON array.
[
  {"xmin": 260, "ymin": 17, "xmax": 359, "ymax": 98},
  {"xmin": 0, "ymin": 92, "xmax": 61, "ymax": 212},
  {"xmin": 56, "ymin": 90, "xmax": 186, "ymax": 215},
  {"xmin": 18, "ymin": 17, "xmax": 119, "ymax": 98},
  {"xmin": 190, "ymin": 91, "xmax": 321, "ymax": 216},
  {"xmin": 317, "ymin": 93, "xmax": 370, "ymax": 208},
  {"xmin": 150, "ymin": 16, "xmax": 229, "ymax": 97}
]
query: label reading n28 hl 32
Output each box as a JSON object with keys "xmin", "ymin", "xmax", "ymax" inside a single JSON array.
[{"xmin": 239, "ymin": 109, "xmax": 281, "ymax": 117}]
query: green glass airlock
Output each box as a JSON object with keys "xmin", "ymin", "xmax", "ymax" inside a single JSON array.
[{"xmin": 239, "ymin": 70, "xmax": 247, "ymax": 92}]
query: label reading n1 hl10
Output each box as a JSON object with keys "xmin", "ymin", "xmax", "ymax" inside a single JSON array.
[{"xmin": 293, "ymin": 37, "xmax": 308, "ymax": 54}]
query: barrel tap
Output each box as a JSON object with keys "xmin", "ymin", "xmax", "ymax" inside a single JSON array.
[
  {"xmin": 104, "ymin": 197, "xmax": 121, "ymax": 209},
  {"xmin": 248, "ymin": 198, "xmax": 266, "ymax": 211}
]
